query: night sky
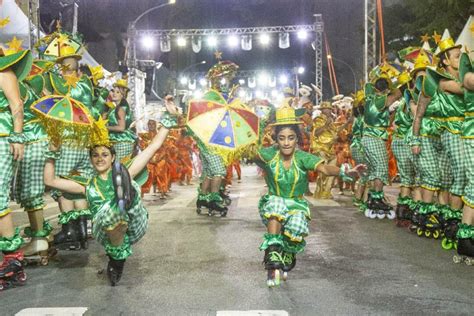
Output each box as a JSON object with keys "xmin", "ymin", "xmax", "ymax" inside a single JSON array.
[{"xmin": 41, "ymin": 0, "xmax": 365, "ymax": 95}]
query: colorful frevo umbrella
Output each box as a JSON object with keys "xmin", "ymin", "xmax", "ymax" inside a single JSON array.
[
  {"xmin": 31, "ymin": 95, "xmax": 94, "ymax": 146},
  {"xmin": 186, "ymin": 89, "xmax": 259, "ymax": 165}
]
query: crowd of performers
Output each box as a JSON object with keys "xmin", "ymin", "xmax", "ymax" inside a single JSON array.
[{"xmin": 0, "ymin": 25, "xmax": 473, "ymax": 292}]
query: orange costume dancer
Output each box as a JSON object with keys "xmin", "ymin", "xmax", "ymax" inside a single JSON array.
[
  {"xmin": 225, "ymin": 160, "xmax": 242, "ymax": 186},
  {"xmin": 138, "ymin": 121, "xmax": 159, "ymax": 197},
  {"xmin": 165, "ymin": 131, "xmax": 182, "ymax": 186},
  {"xmin": 177, "ymin": 130, "xmax": 194, "ymax": 185}
]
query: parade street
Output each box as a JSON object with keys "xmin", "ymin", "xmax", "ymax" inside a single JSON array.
[{"xmin": 6, "ymin": 166, "xmax": 473, "ymax": 316}]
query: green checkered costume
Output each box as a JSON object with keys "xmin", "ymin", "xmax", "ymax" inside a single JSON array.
[
  {"xmin": 14, "ymin": 140, "xmax": 48, "ymax": 210},
  {"xmin": 0, "ymin": 138, "xmax": 13, "ymax": 217},
  {"xmin": 440, "ymin": 131, "xmax": 466, "ymax": 196},
  {"xmin": 199, "ymin": 149, "xmax": 227, "ymax": 178},
  {"xmin": 392, "ymin": 137, "xmax": 418, "ymax": 187},
  {"xmin": 417, "ymin": 137, "xmax": 452, "ymax": 191},
  {"xmin": 86, "ymin": 172, "xmax": 148, "ymax": 260},
  {"xmin": 361, "ymin": 136, "xmax": 389, "ymax": 184},
  {"xmin": 112, "ymin": 141, "xmax": 134, "ymax": 163},
  {"xmin": 52, "ymin": 145, "xmax": 94, "ymax": 200}
]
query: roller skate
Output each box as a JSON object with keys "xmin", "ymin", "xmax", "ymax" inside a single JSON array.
[
  {"xmin": 395, "ymin": 203, "xmax": 412, "ymax": 227},
  {"xmin": 281, "ymin": 252, "xmax": 296, "ymax": 282},
  {"xmin": 415, "ymin": 213, "xmax": 442, "ymax": 239},
  {"xmin": 453, "ymin": 238, "xmax": 474, "ymax": 266},
  {"xmin": 196, "ymin": 198, "xmax": 209, "ymax": 215},
  {"xmin": 53, "ymin": 221, "xmax": 82, "ymax": 250},
  {"xmin": 264, "ymin": 245, "xmax": 284, "ymax": 287},
  {"xmin": 220, "ymin": 190, "xmax": 232, "ymax": 206},
  {"xmin": 208, "ymin": 200, "xmax": 228, "ymax": 217},
  {"xmin": 22, "ymin": 237, "xmax": 50, "ymax": 266},
  {"xmin": 0, "ymin": 252, "xmax": 27, "ymax": 291},
  {"xmin": 365, "ymin": 196, "xmax": 395, "ymax": 220},
  {"xmin": 441, "ymin": 218, "xmax": 459, "ymax": 250},
  {"xmin": 107, "ymin": 257, "xmax": 126, "ymax": 286}
]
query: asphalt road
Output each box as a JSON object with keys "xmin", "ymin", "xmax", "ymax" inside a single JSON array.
[{"xmin": 5, "ymin": 166, "xmax": 474, "ymax": 315}]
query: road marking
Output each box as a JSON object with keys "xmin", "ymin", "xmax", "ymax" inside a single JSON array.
[
  {"xmin": 217, "ymin": 311, "xmax": 288, "ymax": 316},
  {"xmin": 16, "ymin": 307, "xmax": 88, "ymax": 316}
]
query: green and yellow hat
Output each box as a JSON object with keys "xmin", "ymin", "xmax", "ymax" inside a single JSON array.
[
  {"xmin": 410, "ymin": 50, "xmax": 436, "ymax": 77},
  {"xmin": 113, "ymin": 78, "xmax": 129, "ymax": 91},
  {"xmin": 396, "ymin": 71, "xmax": 411, "ymax": 88},
  {"xmin": 436, "ymin": 37, "xmax": 462, "ymax": 57},
  {"xmin": 270, "ymin": 105, "xmax": 303, "ymax": 126},
  {"xmin": 56, "ymin": 44, "xmax": 82, "ymax": 63},
  {"xmin": 0, "ymin": 49, "xmax": 33, "ymax": 81}
]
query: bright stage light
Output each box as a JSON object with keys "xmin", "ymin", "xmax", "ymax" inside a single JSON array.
[
  {"xmin": 220, "ymin": 78, "xmax": 226, "ymax": 85},
  {"xmin": 255, "ymin": 90, "xmax": 264, "ymax": 99},
  {"xmin": 227, "ymin": 35, "xmax": 239, "ymax": 47},
  {"xmin": 279, "ymin": 74, "xmax": 288, "ymax": 85},
  {"xmin": 257, "ymin": 73, "xmax": 269, "ymax": 86},
  {"xmin": 297, "ymin": 66, "xmax": 305, "ymax": 74},
  {"xmin": 297, "ymin": 30, "xmax": 308, "ymax": 40},
  {"xmin": 199, "ymin": 78, "xmax": 207, "ymax": 87},
  {"xmin": 271, "ymin": 90, "xmax": 278, "ymax": 97},
  {"xmin": 193, "ymin": 90, "xmax": 203, "ymax": 99},
  {"xmin": 207, "ymin": 36, "xmax": 218, "ymax": 47},
  {"xmin": 177, "ymin": 37, "xmax": 186, "ymax": 47},
  {"xmin": 141, "ymin": 36, "xmax": 155, "ymax": 49},
  {"xmin": 259, "ymin": 34, "xmax": 270, "ymax": 45},
  {"xmin": 238, "ymin": 90, "xmax": 247, "ymax": 98},
  {"xmin": 179, "ymin": 77, "xmax": 188, "ymax": 85},
  {"xmin": 238, "ymin": 79, "xmax": 246, "ymax": 85}
]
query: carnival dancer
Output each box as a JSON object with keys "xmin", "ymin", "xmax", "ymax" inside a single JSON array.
[
  {"xmin": 391, "ymin": 71, "xmax": 421, "ymax": 226},
  {"xmin": 138, "ymin": 119, "xmax": 160, "ymax": 197},
  {"xmin": 362, "ymin": 62, "xmax": 402, "ymax": 219},
  {"xmin": 454, "ymin": 52, "xmax": 474, "ymax": 264},
  {"xmin": 177, "ymin": 129, "xmax": 194, "ymax": 186},
  {"xmin": 414, "ymin": 38, "xmax": 465, "ymax": 240},
  {"xmin": 44, "ymin": 96, "xmax": 179, "ymax": 286},
  {"xmin": 350, "ymin": 90, "xmax": 369, "ymax": 210},
  {"xmin": 252, "ymin": 105, "xmax": 365, "ymax": 287},
  {"xmin": 0, "ymin": 48, "xmax": 33, "ymax": 290},
  {"xmin": 16, "ymin": 62, "xmax": 54, "ymax": 264},
  {"xmin": 410, "ymin": 50, "xmax": 451, "ymax": 239},
  {"xmin": 105, "ymin": 79, "xmax": 137, "ymax": 162}
]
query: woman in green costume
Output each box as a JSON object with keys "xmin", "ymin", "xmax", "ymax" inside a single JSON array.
[
  {"xmin": 254, "ymin": 105, "xmax": 365, "ymax": 287},
  {"xmin": 44, "ymin": 96, "xmax": 179, "ymax": 286},
  {"xmin": 105, "ymin": 79, "xmax": 137, "ymax": 162}
]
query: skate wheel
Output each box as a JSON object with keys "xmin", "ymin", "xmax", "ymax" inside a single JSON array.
[
  {"xmin": 40, "ymin": 257, "xmax": 49, "ymax": 266},
  {"xmin": 441, "ymin": 238, "xmax": 453, "ymax": 250},
  {"xmin": 432, "ymin": 230, "xmax": 440, "ymax": 240},
  {"xmin": 364, "ymin": 209, "xmax": 370, "ymax": 217},
  {"xmin": 16, "ymin": 272, "xmax": 27, "ymax": 284},
  {"xmin": 196, "ymin": 208, "xmax": 201, "ymax": 214},
  {"xmin": 282, "ymin": 271, "xmax": 288, "ymax": 281},
  {"xmin": 224, "ymin": 198, "xmax": 232, "ymax": 206},
  {"xmin": 387, "ymin": 210, "xmax": 396, "ymax": 220},
  {"xmin": 416, "ymin": 228, "xmax": 423, "ymax": 237},
  {"xmin": 424, "ymin": 230, "xmax": 431, "ymax": 238},
  {"xmin": 454, "ymin": 242, "xmax": 458, "ymax": 250},
  {"xmin": 369, "ymin": 210, "xmax": 377, "ymax": 219},
  {"xmin": 466, "ymin": 258, "xmax": 473, "ymax": 266},
  {"xmin": 453, "ymin": 255, "xmax": 462, "ymax": 264},
  {"xmin": 266, "ymin": 279, "xmax": 275, "ymax": 287},
  {"xmin": 221, "ymin": 211, "xmax": 227, "ymax": 217},
  {"xmin": 376, "ymin": 211, "xmax": 385, "ymax": 220}
]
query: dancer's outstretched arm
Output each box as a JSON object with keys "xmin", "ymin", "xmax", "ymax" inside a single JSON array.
[{"xmin": 44, "ymin": 148, "xmax": 86, "ymax": 195}]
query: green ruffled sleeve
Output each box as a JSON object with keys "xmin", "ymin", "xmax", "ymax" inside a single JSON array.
[
  {"xmin": 297, "ymin": 150, "xmax": 323, "ymax": 171},
  {"xmin": 257, "ymin": 146, "xmax": 278, "ymax": 163}
]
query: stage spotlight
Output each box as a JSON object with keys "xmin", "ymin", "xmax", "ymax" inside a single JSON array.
[
  {"xmin": 297, "ymin": 30, "xmax": 308, "ymax": 40},
  {"xmin": 255, "ymin": 90, "xmax": 264, "ymax": 98},
  {"xmin": 297, "ymin": 66, "xmax": 305, "ymax": 74},
  {"xmin": 199, "ymin": 78, "xmax": 207, "ymax": 87},
  {"xmin": 238, "ymin": 79, "xmax": 246, "ymax": 85},
  {"xmin": 238, "ymin": 90, "xmax": 247, "ymax": 98},
  {"xmin": 207, "ymin": 36, "xmax": 218, "ymax": 47},
  {"xmin": 141, "ymin": 36, "xmax": 155, "ymax": 49},
  {"xmin": 193, "ymin": 90, "xmax": 203, "ymax": 99},
  {"xmin": 180, "ymin": 77, "xmax": 188, "ymax": 85},
  {"xmin": 227, "ymin": 35, "xmax": 239, "ymax": 47},
  {"xmin": 259, "ymin": 34, "xmax": 270, "ymax": 45},
  {"xmin": 220, "ymin": 78, "xmax": 226, "ymax": 85},
  {"xmin": 279, "ymin": 74, "xmax": 288, "ymax": 85},
  {"xmin": 257, "ymin": 73, "xmax": 269, "ymax": 86},
  {"xmin": 177, "ymin": 37, "xmax": 186, "ymax": 47}
]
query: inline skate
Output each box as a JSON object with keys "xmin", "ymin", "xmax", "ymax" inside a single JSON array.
[
  {"xmin": 453, "ymin": 238, "xmax": 474, "ymax": 266},
  {"xmin": 264, "ymin": 245, "xmax": 284, "ymax": 287},
  {"xmin": 0, "ymin": 252, "xmax": 27, "ymax": 291}
]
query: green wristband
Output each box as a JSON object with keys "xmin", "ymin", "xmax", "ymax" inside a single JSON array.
[{"xmin": 8, "ymin": 132, "xmax": 27, "ymax": 144}]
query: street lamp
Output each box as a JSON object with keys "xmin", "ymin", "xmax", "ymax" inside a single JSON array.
[{"xmin": 327, "ymin": 55, "xmax": 357, "ymax": 92}]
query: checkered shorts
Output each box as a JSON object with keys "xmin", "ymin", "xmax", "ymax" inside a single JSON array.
[
  {"xmin": 417, "ymin": 137, "xmax": 452, "ymax": 191},
  {"xmin": 200, "ymin": 150, "xmax": 226, "ymax": 178},
  {"xmin": 392, "ymin": 138, "xmax": 417, "ymax": 187},
  {"xmin": 0, "ymin": 138, "xmax": 13, "ymax": 216},
  {"xmin": 462, "ymin": 140, "xmax": 474, "ymax": 206},
  {"xmin": 14, "ymin": 140, "xmax": 47, "ymax": 210},
  {"xmin": 441, "ymin": 131, "xmax": 466, "ymax": 196},
  {"xmin": 93, "ymin": 196, "xmax": 148, "ymax": 247},
  {"xmin": 112, "ymin": 142, "xmax": 134, "ymax": 163},
  {"xmin": 351, "ymin": 142, "xmax": 368, "ymax": 184},
  {"xmin": 361, "ymin": 136, "xmax": 389, "ymax": 184},
  {"xmin": 258, "ymin": 194, "xmax": 310, "ymax": 243}
]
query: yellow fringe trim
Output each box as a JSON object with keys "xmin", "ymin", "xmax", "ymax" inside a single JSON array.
[
  {"xmin": 0, "ymin": 208, "xmax": 12, "ymax": 218},
  {"xmin": 461, "ymin": 196, "xmax": 474, "ymax": 208},
  {"xmin": 104, "ymin": 220, "xmax": 128, "ymax": 231},
  {"xmin": 420, "ymin": 184, "xmax": 439, "ymax": 191},
  {"xmin": 263, "ymin": 213, "xmax": 286, "ymax": 223},
  {"xmin": 283, "ymin": 231, "xmax": 303, "ymax": 242}
]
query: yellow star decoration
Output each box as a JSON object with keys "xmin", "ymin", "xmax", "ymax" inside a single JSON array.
[
  {"xmin": 6, "ymin": 36, "xmax": 23, "ymax": 54},
  {"xmin": 0, "ymin": 17, "xmax": 10, "ymax": 28},
  {"xmin": 214, "ymin": 50, "xmax": 223, "ymax": 60},
  {"xmin": 420, "ymin": 33, "xmax": 430, "ymax": 43},
  {"xmin": 63, "ymin": 73, "xmax": 81, "ymax": 89},
  {"xmin": 432, "ymin": 31, "xmax": 442, "ymax": 44},
  {"xmin": 89, "ymin": 65, "xmax": 104, "ymax": 84}
]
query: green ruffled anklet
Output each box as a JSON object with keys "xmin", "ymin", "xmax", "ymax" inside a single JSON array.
[
  {"xmin": 0, "ymin": 228, "xmax": 24, "ymax": 252},
  {"xmin": 24, "ymin": 220, "xmax": 53, "ymax": 238},
  {"xmin": 456, "ymin": 223, "xmax": 474, "ymax": 239},
  {"xmin": 259, "ymin": 233, "xmax": 283, "ymax": 251},
  {"xmin": 105, "ymin": 235, "xmax": 132, "ymax": 260},
  {"xmin": 58, "ymin": 209, "xmax": 92, "ymax": 225},
  {"xmin": 369, "ymin": 190, "xmax": 384, "ymax": 200},
  {"xmin": 282, "ymin": 236, "xmax": 306, "ymax": 254}
]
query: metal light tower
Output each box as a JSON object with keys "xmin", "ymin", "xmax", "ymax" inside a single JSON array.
[
  {"xmin": 313, "ymin": 14, "xmax": 323, "ymax": 105},
  {"xmin": 364, "ymin": 0, "xmax": 377, "ymax": 81}
]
